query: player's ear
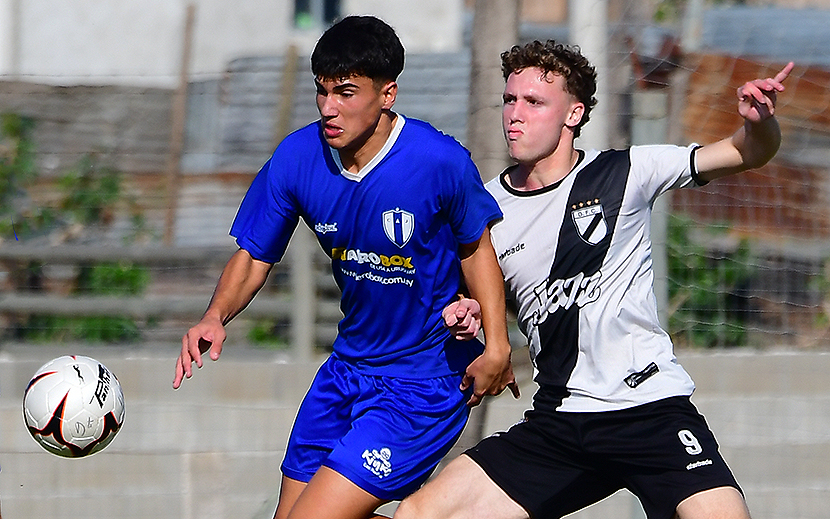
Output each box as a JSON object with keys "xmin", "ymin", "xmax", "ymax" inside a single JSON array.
[
  {"xmin": 565, "ymin": 101, "xmax": 585, "ymax": 129},
  {"xmin": 379, "ymin": 80, "xmax": 398, "ymax": 109}
]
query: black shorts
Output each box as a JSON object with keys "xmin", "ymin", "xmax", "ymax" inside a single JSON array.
[{"xmin": 465, "ymin": 395, "xmax": 741, "ymax": 519}]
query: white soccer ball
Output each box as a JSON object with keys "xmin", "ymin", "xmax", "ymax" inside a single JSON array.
[{"xmin": 23, "ymin": 355, "xmax": 125, "ymax": 458}]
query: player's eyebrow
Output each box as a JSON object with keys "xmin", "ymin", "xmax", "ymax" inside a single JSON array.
[{"xmin": 315, "ymin": 78, "xmax": 362, "ymax": 93}]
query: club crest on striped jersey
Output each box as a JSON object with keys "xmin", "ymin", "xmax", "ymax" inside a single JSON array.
[
  {"xmin": 571, "ymin": 199, "xmax": 607, "ymax": 245},
  {"xmin": 383, "ymin": 208, "xmax": 414, "ymax": 248}
]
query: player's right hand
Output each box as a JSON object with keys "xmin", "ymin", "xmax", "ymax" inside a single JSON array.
[
  {"xmin": 461, "ymin": 347, "xmax": 520, "ymax": 407},
  {"xmin": 443, "ymin": 297, "xmax": 482, "ymax": 340},
  {"xmin": 173, "ymin": 316, "xmax": 226, "ymax": 389}
]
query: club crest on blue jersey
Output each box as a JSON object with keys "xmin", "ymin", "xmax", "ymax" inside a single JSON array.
[
  {"xmin": 571, "ymin": 199, "xmax": 607, "ymax": 245},
  {"xmin": 383, "ymin": 208, "xmax": 414, "ymax": 248}
]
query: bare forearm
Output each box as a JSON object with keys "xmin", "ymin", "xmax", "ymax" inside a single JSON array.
[
  {"xmin": 696, "ymin": 117, "xmax": 780, "ymax": 183},
  {"xmin": 736, "ymin": 116, "xmax": 781, "ymax": 169},
  {"xmin": 205, "ymin": 249, "xmax": 273, "ymax": 325},
  {"xmin": 697, "ymin": 63, "xmax": 790, "ymax": 183},
  {"xmin": 457, "ymin": 228, "xmax": 519, "ymax": 405},
  {"xmin": 459, "ymin": 230, "xmax": 510, "ymax": 354},
  {"xmin": 697, "ymin": 117, "xmax": 781, "ymax": 183}
]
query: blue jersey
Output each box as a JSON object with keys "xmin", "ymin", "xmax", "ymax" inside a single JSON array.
[{"xmin": 231, "ymin": 115, "xmax": 501, "ymax": 377}]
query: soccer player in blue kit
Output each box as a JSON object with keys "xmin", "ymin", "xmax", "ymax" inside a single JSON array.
[
  {"xmin": 172, "ymin": 15, "xmax": 518, "ymax": 519},
  {"xmin": 394, "ymin": 41, "xmax": 793, "ymax": 519}
]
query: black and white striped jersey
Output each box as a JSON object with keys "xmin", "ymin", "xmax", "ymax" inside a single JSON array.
[{"xmin": 487, "ymin": 145, "xmax": 703, "ymax": 412}]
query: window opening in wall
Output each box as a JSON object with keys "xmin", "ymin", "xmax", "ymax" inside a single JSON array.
[{"xmin": 294, "ymin": 0, "xmax": 341, "ymax": 29}]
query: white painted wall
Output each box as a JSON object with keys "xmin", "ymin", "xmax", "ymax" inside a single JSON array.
[
  {"xmin": 0, "ymin": 0, "xmax": 465, "ymax": 88},
  {"xmin": 0, "ymin": 0, "xmax": 18, "ymax": 75},
  {"xmin": 343, "ymin": 0, "xmax": 464, "ymax": 53}
]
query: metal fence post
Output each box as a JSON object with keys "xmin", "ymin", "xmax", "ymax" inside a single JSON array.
[{"xmin": 289, "ymin": 225, "xmax": 315, "ymax": 362}]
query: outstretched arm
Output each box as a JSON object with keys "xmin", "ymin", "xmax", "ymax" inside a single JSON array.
[
  {"xmin": 458, "ymin": 226, "xmax": 520, "ymax": 406},
  {"xmin": 696, "ymin": 62, "xmax": 793, "ymax": 183},
  {"xmin": 173, "ymin": 248, "xmax": 273, "ymax": 388}
]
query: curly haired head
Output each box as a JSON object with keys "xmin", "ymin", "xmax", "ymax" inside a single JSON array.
[{"xmin": 501, "ymin": 40, "xmax": 598, "ymax": 137}]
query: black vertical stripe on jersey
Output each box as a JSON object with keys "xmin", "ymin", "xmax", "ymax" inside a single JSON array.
[{"xmin": 533, "ymin": 150, "xmax": 631, "ymax": 408}]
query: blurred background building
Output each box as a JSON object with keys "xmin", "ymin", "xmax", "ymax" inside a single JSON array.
[{"xmin": 1, "ymin": 1, "xmax": 829, "ymax": 518}]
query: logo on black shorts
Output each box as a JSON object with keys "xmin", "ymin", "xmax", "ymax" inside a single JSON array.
[{"xmin": 686, "ymin": 459, "xmax": 713, "ymax": 470}]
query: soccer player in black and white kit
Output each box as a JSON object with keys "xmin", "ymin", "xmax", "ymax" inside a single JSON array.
[{"xmin": 394, "ymin": 41, "xmax": 793, "ymax": 519}]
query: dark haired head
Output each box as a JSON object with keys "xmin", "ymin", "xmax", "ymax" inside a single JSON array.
[
  {"xmin": 501, "ymin": 40, "xmax": 597, "ymax": 137},
  {"xmin": 311, "ymin": 16, "xmax": 405, "ymax": 84}
]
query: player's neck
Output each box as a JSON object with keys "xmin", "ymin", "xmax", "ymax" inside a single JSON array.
[
  {"xmin": 338, "ymin": 111, "xmax": 397, "ymax": 174},
  {"xmin": 510, "ymin": 147, "xmax": 579, "ymax": 191}
]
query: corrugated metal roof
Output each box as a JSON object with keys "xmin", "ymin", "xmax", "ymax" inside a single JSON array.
[{"xmin": 702, "ymin": 7, "xmax": 830, "ymax": 66}]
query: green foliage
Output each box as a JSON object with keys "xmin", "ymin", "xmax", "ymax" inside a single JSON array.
[
  {"xmin": 812, "ymin": 260, "xmax": 830, "ymax": 330},
  {"xmin": 248, "ymin": 319, "xmax": 291, "ymax": 350},
  {"xmin": 0, "ymin": 113, "xmax": 36, "ymax": 198},
  {"xmin": 1, "ymin": 114, "xmax": 151, "ymax": 343},
  {"xmin": 1, "ymin": 116, "xmax": 144, "ymax": 242},
  {"xmin": 18, "ymin": 261, "xmax": 149, "ymax": 343},
  {"xmin": 653, "ymin": 0, "xmax": 685, "ymax": 23},
  {"xmin": 57, "ymin": 153, "xmax": 153, "ymax": 244},
  {"xmin": 0, "ymin": 113, "xmax": 43, "ymax": 239},
  {"xmin": 58, "ymin": 155, "xmax": 122, "ymax": 226},
  {"xmin": 653, "ymin": 0, "xmax": 744, "ymax": 24},
  {"xmin": 76, "ymin": 261, "xmax": 149, "ymax": 296},
  {"xmin": 21, "ymin": 314, "xmax": 141, "ymax": 343},
  {"xmin": 667, "ymin": 214, "xmax": 754, "ymax": 348}
]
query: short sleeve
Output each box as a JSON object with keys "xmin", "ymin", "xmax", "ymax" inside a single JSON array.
[
  {"xmin": 445, "ymin": 151, "xmax": 503, "ymax": 245},
  {"xmin": 230, "ymin": 156, "xmax": 300, "ymax": 263},
  {"xmin": 630, "ymin": 144, "xmax": 702, "ymax": 204}
]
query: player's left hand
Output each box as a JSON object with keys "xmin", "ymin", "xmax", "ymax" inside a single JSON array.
[
  {"xmin": 443, "ymin": 297, "xmax": 481, "ymax": 340},
  {"xmin": 737, "ymin": 62, "xmax": 793, "ymax": 123},
  {"xmin": 461, "ymin": 348, "xmax": 520, "ymax": 407}
]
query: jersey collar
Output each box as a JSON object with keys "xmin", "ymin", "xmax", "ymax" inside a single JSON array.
[
  {"xmin": 329, "ymin": 114, "xmax": 406, "ymax": 182},
  {"xmin": 500, "ymin": 149, "xmax": 591, "ymax": 196}
]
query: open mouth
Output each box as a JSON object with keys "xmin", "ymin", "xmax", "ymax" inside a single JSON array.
[{"xmin": 323, "ymin": 122, "xmax": 343, "ymax": 139}]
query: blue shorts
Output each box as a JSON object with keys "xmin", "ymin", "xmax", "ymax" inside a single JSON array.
[{"xmin": 281, "ymin": 354, "xmax": 472, "ymax": 500}]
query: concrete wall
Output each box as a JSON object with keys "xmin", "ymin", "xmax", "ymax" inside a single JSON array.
[{"xmin": 1, "ymin": 345, "xmax": 828, "ymax": 519}]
